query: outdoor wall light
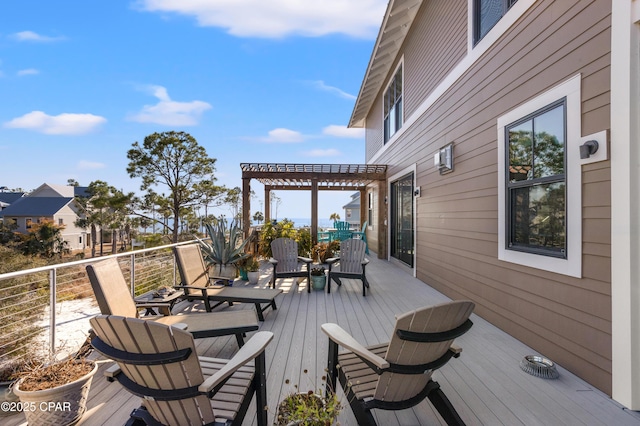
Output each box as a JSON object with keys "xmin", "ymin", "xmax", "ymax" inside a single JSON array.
[
  {"xmin": 579, "ymin": 140, "xmax": 599, "ymax": 159},
  {"xmin": 434, "ymin": 142, "xmax": 454, "ymax": 174}
]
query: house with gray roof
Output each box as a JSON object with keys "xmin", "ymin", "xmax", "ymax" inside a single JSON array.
[{"xmin": 0, "ymin": 183, "xmax": 87, "ymax": 251}]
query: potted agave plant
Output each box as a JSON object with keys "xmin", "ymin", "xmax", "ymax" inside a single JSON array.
[
  {"xmin": 12, "ymin": 354, "xmax": 97, "ymax": 426},
  {"xmin": 198, "ymin": 217, "xmax": 253, "ymax": 280}
]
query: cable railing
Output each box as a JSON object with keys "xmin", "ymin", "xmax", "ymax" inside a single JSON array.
[{"xmin": 0, "ymin": 240, "xmax": 195, "ymax": 375}]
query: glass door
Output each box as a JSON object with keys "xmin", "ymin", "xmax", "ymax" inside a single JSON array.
[{"xmin": 390, "ymin": 172, "xmax": 414, "ymax": 267}]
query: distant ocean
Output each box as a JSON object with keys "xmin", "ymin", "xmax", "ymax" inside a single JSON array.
[{"xmin": 272, "ymin": 218, "xmax": 335, "ymax": 229}]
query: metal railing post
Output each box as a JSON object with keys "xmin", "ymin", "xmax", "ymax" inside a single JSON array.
[
  {"xmin": 49, "ymin": 269, "xmax": 56, "ymax": 355},
  {"xmin": 130, "ymin": 253, "xmax": 136, "ymax": 297}
]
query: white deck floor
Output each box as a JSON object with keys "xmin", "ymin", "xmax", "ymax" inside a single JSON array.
[{"xmin": 5, "ymin": 255, "xmax": 640, "ymax": 426}]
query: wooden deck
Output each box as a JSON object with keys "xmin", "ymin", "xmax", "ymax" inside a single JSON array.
[{"xmin": 5, "ymin": 256, "xmax": 640, "ymax": 425}]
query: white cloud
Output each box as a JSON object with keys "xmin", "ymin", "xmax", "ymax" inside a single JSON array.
[
  {"xmin": 136, "ymin": 0, "xmax": 386, "ymax": 38},
  {"xmin": 310, "ymin": 81, "xmax": 356, "ymax": 100},
  {"xmin": 4, "ymin": 111, "xmax": 107, "ymax": 135},
  {"xmin": 10, "ymin": 31, "xmax": 65, "ymax": 42},
  {"xmin": 129, "ymin": 84, "xmax": 211, "ymax": 126},
  {"xmin": 77, "ymin": 160, "xmax": 106, "ymax": 170},
  {"xmin": 17, "ymin": 68, "xmax": 39, "ymax": 76},
  {"xmin": 260, "ymin": 128, "xmax": 305, "ymax": 143},
  {"xmin": 323, "ymin": 125, "xmax": 364, "ymax": 139},
  {"xmin": 304, "ymin": 148, "xmax": 341, "ymax": 157}
]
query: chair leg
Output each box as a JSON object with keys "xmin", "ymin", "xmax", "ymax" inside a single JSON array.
[
  {"xmin": 235, "ymin": 333, "xmax": 245, "ymax": 347},
  {"xmin": 349, "ymin": 400, "xmax": 377, "ymax": 426},
  {"xmin": 427, "ymin": 380, "xmax": 466, "ymax": 426},
  {"xmin": 326, "ymin": 339, "xmax": 339, "ymax": 398},
  {"xmin": 254, "ymin": 352, "xmax": 268, "ymax": 426}
]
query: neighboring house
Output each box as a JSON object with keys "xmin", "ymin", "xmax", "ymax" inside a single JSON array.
[
  {"xmin": 0, "ymin": 192, "xmax": 25, "ymax": 211},
  {"xmin": 350, "ymin": 0, "xmax": 640, "ymax": 409},
  {"xmin": 0, "ymin": 183, "xmax": 88, "ymax": 251},
  {"xmin": 342, "ymin": 192, "xmax": 361, "ymax": 229}
]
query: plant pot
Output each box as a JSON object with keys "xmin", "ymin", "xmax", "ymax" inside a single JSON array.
[
  {"xmin": 13, "ymin": 361, "xmax": 98, "ymax": 426},
  {"xmin": 311, "ymin": 275, "xmax": 326, "ymax": 291},
  {"xmin": 238, "ymin": 267, "xmax": 248, "ymax": 281},
  {"xmin": 211, "ymin": 264, "xmax": 237, "ymax": 280},
  {"xmin": 247, "ymin": 271, "xmax": 260, "ymax": 285},
  {"xmin": 276, "ymin": 392, "xmax": 338, "ymax": 426}
]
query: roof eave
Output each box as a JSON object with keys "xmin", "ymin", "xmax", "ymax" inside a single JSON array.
[{"xmin": 348, "ymin": 0, "xmax": 423, "ymax": 128}]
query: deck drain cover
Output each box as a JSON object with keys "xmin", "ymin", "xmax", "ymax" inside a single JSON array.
[{"xmin": 520, "ymin": 355, "xmax": 559, "ymax": 379}]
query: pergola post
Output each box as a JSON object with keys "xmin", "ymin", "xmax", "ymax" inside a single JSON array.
[
  {"xmin": 377, "ymin": 179, "xmax": 387, "ymax": 259},
  {"xmin": 359, "ymin": 188, "xmax": 366, "ymax": 231},
  {"xmin": 242, "ymin": 177, "xmax": 251, "ymax": 239},
  {"xmin": 264, "ymin": 187, "xmax": 271, "ymax": 223},
  {"xmin": 311, "ymin": 179, "xmax": 318, "ymax": 245}
]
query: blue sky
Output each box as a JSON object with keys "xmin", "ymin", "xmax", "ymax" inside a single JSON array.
[{"xmin": 0, "ymin": 1, "xmax": 384, "ymax": 219}]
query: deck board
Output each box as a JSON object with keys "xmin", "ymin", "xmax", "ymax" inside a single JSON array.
[{"xmin": 5, "ymin": 256, "xmax": 640, "ymax": 426}]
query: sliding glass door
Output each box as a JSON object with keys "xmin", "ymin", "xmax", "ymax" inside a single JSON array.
[{"xmin": 390, "ymin": 173, "xmax": 414, "ymax": 267}]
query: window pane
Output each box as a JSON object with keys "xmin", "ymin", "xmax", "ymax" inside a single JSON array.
[
  {"xmin": 508, "ymin": 120, "xmax": 533, "ymax": 182},
  {"xmin": 478, "ymin": 0, "xmax": 503, "ymax": 39},
  {"xmin": 533, "ymin": 104, "xmax": 564, "ymax": 179},
  {"xmin": 510, "ymin": 182, "xmax": 565, "ymax": 254}
]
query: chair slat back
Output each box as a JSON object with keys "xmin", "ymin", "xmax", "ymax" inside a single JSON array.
[
  {"xmin": 338, "ymin": 239, "xmax": 366, "ymax": 273},
  {"xmin": 333, "ymin": 221, "xmax": 352, "ymax": 241},
  {"xmin": 271, "ymin": 238, "xmax": 300, "ymax": 273},
  {"xmin": 174, "ymin": 244, "xmax": 210, "ymax": 295},
  {"xmin": 90, "ymin": 315, "xmax": 216, "ymax": 426},
  {"xmin": 86, "ymin": 259, "xmax": 139, "ymax": 318},
  {"xmin": 375, "ymin": 300, "xmax": 475, "ymax": 402}
]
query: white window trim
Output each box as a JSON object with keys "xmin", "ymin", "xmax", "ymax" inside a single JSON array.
[
  {"xmin": 382, "ymin": 57, "xmax": 404, "ymax": 145},
  {"xmin": 497, "ymin": 74, "xmax": 582, "ymax": 278},
  {"xmin": 369, "ymin": 0, "xmax": 536, "ymax": 163}
]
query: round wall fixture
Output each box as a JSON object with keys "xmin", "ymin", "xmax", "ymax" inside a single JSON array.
[{"xmin": 520, "ymin": 355, "xmax": 559, "ymax": 379}]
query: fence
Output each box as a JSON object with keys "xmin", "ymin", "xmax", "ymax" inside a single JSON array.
[{"xmin": 0, "ymin": 240, "xmax": 195, "ymax": 375}]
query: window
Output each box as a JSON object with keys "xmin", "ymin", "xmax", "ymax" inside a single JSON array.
[
  {"xmin": 497, "ymin": 74, "xmax": 582, "ymax": 277},
  {"xmin": 384, "ymin": 63, "xmax": 403, "ymax": 143},
  {"xmin": 26, "ymin": 218, "xmax": 32, "ymax": 229},
  {"xmin": 474, "ymin": 0, "xmax": 518, "ymax": 44},
  {"xmin": 59, "ymin": 218, "xmax": 64, "ymax": 226},
  {"xmin": 506, "ymin": 100, "xmax": 566, "ymax": 257},
  {"xmin": 368, "ymin": 192, "xmax": 373, "ymax": 227}
]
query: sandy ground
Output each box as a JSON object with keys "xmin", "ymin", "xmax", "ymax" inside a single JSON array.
[{"xmin": 34, "ymin": 298, "xmax": 100, "ymax": 361}]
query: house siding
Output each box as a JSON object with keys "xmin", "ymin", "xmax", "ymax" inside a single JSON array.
[{"xmin": 365, "ymin": 0, "xmax": 613, "ymax": 394}]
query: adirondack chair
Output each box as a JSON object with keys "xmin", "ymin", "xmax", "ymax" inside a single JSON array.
[
  {"xmin": 350, "ymin": 221, "xmax": 369, "ymax": 254},
  {"xmin": 333, "ymin": 221, "xmax": 353, "ymax": 241},
  {"xmin": 173, "ymin": 244, "xmax": 282, "ymax": 321},
  {"xmin": 86, "ymin": 258, "xmax": 259, "ymax": 347},
  {"xmin": 90, "ymin": 315, "xmax": 273, "ymax": 426},
  {"xmin": 322, "ymin": 300, "xmax": 475, "ymax": 426},
  {"xmin": 326, "ymin": 238, "xmax": 370, "ymax": 296},
  {"xmin": 268, "ymin": 238, "xmax": 312, "ymax": 293}
]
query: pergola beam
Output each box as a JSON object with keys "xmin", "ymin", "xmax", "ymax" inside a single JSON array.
[{"xmin": 240, "ymin": 163, "xmax": 387, "ymax": 254}]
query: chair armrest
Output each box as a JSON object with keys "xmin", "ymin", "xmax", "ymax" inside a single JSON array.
[
  {"xmin": 171, "ymin": 323, "xmax": 188, "ymax": 331},
  {"xmin": 361, "ymin": 258, "xmax": 369, "ymax": 266},
  {"xmin": 449, "ymin": 344, "xmax": 462, "ymax": 356},
  {"xmin": 134, "ymin": 302, "xmax": 172, "ymax": 310},
  {"xmin": 321, "ymin": 323, "xmax": 389, "ymax": 370},
  {"xmin": 326, "ymin": 257, "xmax": 339, "ymax": 265},
  {"xmin": 104, "ymin": 363, "xmax": 121, "ymax": 380},
  {"xmin": 268, "ymin": 258, "xmax": 278, "ymax": 266},
  {"xmin": 298, "ymin": 256, "xmax": 312, "ymax": 264},
  {"xmin": 199, "ymin": 331, "xmax": 274, "ymax": 393}
]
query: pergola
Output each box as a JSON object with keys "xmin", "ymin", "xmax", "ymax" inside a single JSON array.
[{"xmin": 240, "ymin": 163, "xmax": 387, "ymax": 256}]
